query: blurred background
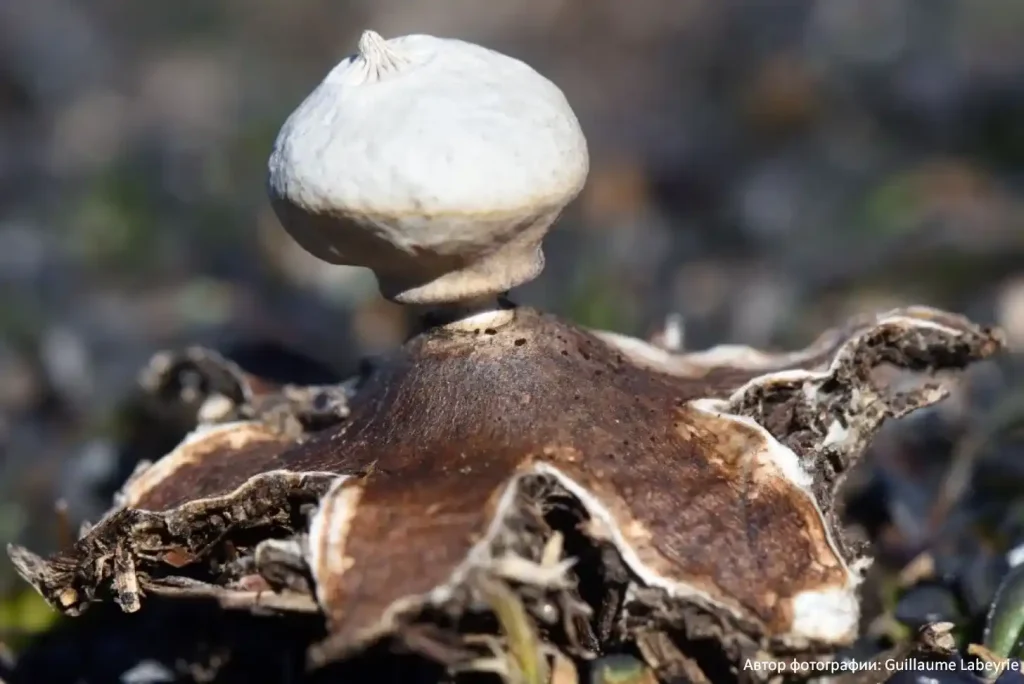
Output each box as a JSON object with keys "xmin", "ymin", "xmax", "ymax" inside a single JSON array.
[{"xmin": 0, "ymin": 0, "xmax": 1022, "ymax": 676}]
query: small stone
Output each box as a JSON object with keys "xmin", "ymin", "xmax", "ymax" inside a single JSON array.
[
  {"xmin": 995, "ymin": 277, "xmax": 1024, "ymax": 352},
  {"xmin": 894, "ymin": 585, "xmax": 962, "ymax": 629},
  {"xmin": 885, "ymin": 672, "xmax": 981, "ymax": 684},
  {"xmin": 120, "ymin": 660, "xmax": 174, "ymax": 684},
  {"xmin": 995, "ymin": 665, "xmax": 1024, "ymax": 684},
  {"xmin": 589, "ymin": 654, "xmax": 657, "ymax": 684}
]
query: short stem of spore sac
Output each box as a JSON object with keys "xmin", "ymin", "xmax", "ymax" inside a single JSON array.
[{"xmin": 413, "ymin": 293, "xmax": 517, "ymax": 333}]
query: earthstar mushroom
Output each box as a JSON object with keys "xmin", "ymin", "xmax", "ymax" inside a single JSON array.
[{"xmin": 7, "ymin": 29, "xmax": 1008, "ymax": 684}]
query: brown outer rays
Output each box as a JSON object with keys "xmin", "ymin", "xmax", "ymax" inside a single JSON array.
[
  {"xmin": 8, "ymin": 420, "xmax": 343, "ymax": 616},
  {"xmin": 298, "ymin": 306, "xmax": 1002, "ymax": 656},
  {"xmin": 6, "ymin": 304, "xmax": 1003, "ymax": 668}
]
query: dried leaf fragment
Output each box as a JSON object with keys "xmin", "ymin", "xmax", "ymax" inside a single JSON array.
[{"xmin": 139, "ymin": 346, "xmax": 357, "ymax": 439}]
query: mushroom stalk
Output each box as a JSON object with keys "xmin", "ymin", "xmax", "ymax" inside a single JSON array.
[{"xmin": 412, "ymin": 293, "xmax": 517, "ymax": 332}]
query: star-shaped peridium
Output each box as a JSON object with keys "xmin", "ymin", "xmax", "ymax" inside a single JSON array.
[{"xmin": 8, "ymin": 305, "xmax": 1003, "ymax": 677}]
